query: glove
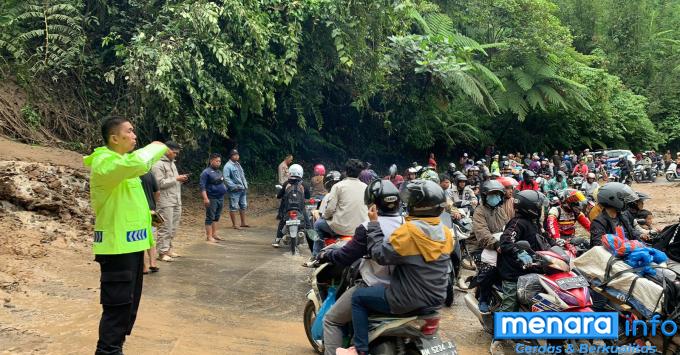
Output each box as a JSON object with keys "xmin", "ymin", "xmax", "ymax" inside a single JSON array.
[
  {"xmin": 315, "ymin": 250, "xmax": 330, "ymax": 264},
  {"xmin": 517, "ymin": 251, "xmax": 533, "ymax": 266}
]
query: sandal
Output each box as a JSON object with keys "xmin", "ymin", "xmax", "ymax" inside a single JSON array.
[
  {"xmin": 240, "ymin": 224, "xmax": 251, "ymax": 228},
  {"xmin": 143, "ymin": 270, "xmax": 149, "ymax": 275},
  {"xmin": 150, "ymin": 266, "xmax": 160, "ymax": 273},
  {"xmin": 232, "ymin": 225, "xmax": 242, "ymax": 230},
  {"xmin": 213, "ymin": 236, "xmax": 224, "ymax": 241}
]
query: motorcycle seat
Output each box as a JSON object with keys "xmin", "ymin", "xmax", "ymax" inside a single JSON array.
[{"xmin": 370, "ymin": 307, "xmax": 440, "ymax": 318}]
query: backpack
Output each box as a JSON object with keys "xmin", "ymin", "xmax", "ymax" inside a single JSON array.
[
  {"xmin": 652, "ymin": 222, "xmax": 680, "ymax": 261},
  {"xmin": 284, "ymin": 182, "xmax": 305, "ymax": 212}
]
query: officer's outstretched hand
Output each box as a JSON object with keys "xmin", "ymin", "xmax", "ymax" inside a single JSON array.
[{"xmin": 368, "ymin": 205, "xmax": 378, "ymax": 222}]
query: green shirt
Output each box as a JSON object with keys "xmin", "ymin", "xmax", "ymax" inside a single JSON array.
[{"xmin": 83, "ymin": 144, "xmax": 168, "ymax": 255}]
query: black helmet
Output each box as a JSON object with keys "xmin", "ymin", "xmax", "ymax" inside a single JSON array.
[
  {"xmin": 515, "ymin": 190, "xmax": 546, "ymax": 219},
  {"xmin": 627, "ymin": 191, "xmax": 650, "ymax": 211},
  {"xmin": 323, "ymin": 170, "xmax": 342, "ymax": 191},
  {"xmin": 481, "ymin": 180, "xmax": 505, "ymax": 206},
  {"xmin": 400, "ymin": 180, "xmax": 447, "ymax": 217},
  {"xmin": 365, "ymin": 179, "xmax": 401, "ymax": 216},
  {"xmin": 596, "ymin": 182, "xmax": 637, "ymax": 210},
  {"xmin": 522, "ymin": 170, "xmax": 535, "ymax": 181}
]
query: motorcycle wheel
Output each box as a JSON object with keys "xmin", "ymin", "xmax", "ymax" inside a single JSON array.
[
  {"xmin": 668, "ymin": 173, "xmax": 675, "ymax": 182},
  {"xmin": 651, "ymin": 174, "xmax": 657, "ymax": 183},
  {"xmin": 303, "ymin": 300, "xmax": 324, "ymax": 354}
]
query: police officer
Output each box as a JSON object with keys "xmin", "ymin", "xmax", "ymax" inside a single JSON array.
[{"xmin": 84, "ymin": 117, "xmax": 168, "ymax": 355}]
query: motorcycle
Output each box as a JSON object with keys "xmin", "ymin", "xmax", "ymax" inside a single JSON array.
[
  {"xmin": 633, "ymin": 163, "xmax": 657, "ymax": 183},
  {"xmin": 666, "ymin": 162, "xmax": 680, "ymax": 182},
  {"xmin": 464, "ymin": 241, "xmax": 593, "ymax": 338},
  {"xmin": 276, "ymin": 184, "xmax": 307, "ymax": 256},
  {"xmin": 452, "ymin": 200, "xmax": 475, "ymax": 271},
  {"xmin": 608, "ymin": 167, "xmax": 632, "ymax": 185},
  {"xmin": 571, "ymin": 174, "xmax": 584, "ymax": 190},
  {"xmin": 303, "ymin": 245, "xmax": 457, "ymax": 355}
]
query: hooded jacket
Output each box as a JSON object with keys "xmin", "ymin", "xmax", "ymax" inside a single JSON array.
[
  {"xmin": 468, "ymin": 203, "xmax": 510, "ymax": 253},
  {"xmin": 83, "ymin": 144, "xmax": 168, "ymax": 255},
  {"xmin": 367, "ymin": 216, "xmax": 453, "ymax": 314}
]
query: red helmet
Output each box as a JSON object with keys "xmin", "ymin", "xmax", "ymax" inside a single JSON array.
[
  {"xmin": 497, "ymin": 176, "xmax": 519, "ymax": 188},
  {"xmin": 314, "ymin": 164, "xmax": 326, "ymax": 176}
]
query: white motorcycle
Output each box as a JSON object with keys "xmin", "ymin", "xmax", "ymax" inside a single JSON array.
[{"xmin": 666, "ymin": 162, "xmax": 680, "ymax": 182}]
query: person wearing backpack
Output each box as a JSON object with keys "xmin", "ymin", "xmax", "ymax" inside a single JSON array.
[{"xmin": 272, "ymin": 164, "xmax": 311, "ymax": 248}]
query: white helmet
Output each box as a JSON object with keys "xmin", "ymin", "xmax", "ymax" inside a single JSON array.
[{"xmin": 289, "ymin": 164, "xmax": 303, "ymax": 179}]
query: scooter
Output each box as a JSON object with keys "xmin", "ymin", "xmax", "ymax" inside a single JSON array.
[
  {"xmin": 633, "ymin": 164, "xmax": 657, "ymax": 183},
  {"xmin": 303, "ymin": 247, "xmax": 457, "ymax": 355},
  {"xmin": 571, "ymin": 174, "xmax": 584, "ymax": 189},
  {"xmin": 666, "ymin": 162, "xmax": 680, "ymax": 182},
  {"xmin": 464, "ymin": 241, "xmax": 593, "ymax": 336}
]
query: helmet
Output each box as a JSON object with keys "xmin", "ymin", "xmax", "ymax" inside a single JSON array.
[
  {"xmin": 314, "ymin": 164, "xmax": 326, "ymax": 176},
  {"xmin": 323, "ymin": 170, "xmax": 342, "ymax": 191},
  {"xmin": 420, "ymin": 169, "xmax": 440, "ymax": 184},
  {"xmin": 389, "ymin": 164, "xmax": 398, "ymax": 176},
  {"xmin": 596, "ymin": 182, "xmax": 637, "ymax": 210},
  {"xmin": 522, "ymin": 170, "xmax": 535, "ymax": 181},
  {"xmin": 401, "ymin": 180, "xmax": 447, "ymax": 217},
  {"xmin": 481, "ymin": 158, "xmax": 487, "ymax": 164},
  {"xmin": 467, "ymin": 159, "xmax": 474, "ymax": 165},
  {"xmin": 364, "ymin": 179, "xmax": 401, "ymax": 216},
  {"xmin": 476, "ymin": 160, "xmax": 483, "ymax": 166},
  {"xmin": 559, "ymin": 189, "xmax": 586, "ymax": 210},
  {"xmin": 481, "ymin": 180, "xmax": 505, "ymax": 206},
  {"xmin": 456, "ymin": 174, "xmax": 468, "ymax": 183},
  {"xmin": 587, "ymin": 173, "xmax": 596, "ymax": 180},
  {"xmin": 497, "ymin": 176, "xmax": 519, "ymax": 188},
  {"xmin": 515, "ymin": 190, "xmax": 546, "ymax": 219},
  {"xmin": 448, "ymin": 162, "xmax": 456, "ymax": 171},
  {"xmin": 634, "ymin": 191, "xmax": 650, "ymax": 201},
  {"xmin": 289, "ymin": 164, "xmax": 303, "ymax": 179}
]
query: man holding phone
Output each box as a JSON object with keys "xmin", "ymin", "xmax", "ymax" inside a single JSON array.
[{"xmin": 152, "ymin": 141, "xmax": 188, "ymax": 262}]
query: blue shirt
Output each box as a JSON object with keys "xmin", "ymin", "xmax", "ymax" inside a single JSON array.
[{"xmin": 200, "ymin": 167, "xmax": 227, "ymax": 199}]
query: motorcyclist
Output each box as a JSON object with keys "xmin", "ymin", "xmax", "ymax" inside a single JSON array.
[
  {"xmin": 311, "ymin": 164, "xmax": 327, "ymax": 198},
  {"xmin": 336, "ymin": 180, "xmax": 453, "ymax": 355},
  {"xmin": 316, "ymin": 179, "xmax": 403, "ymax": 355},
  {"xmin": 477, "ymin": 159, "xmax": 490, "ymax": 181},
  {"xmin": 616, "ymin": 156, "xmax": 632, "ymax": 183},
  {"xmin": 622, "ymin": 191, "xmax": 652, "ymax": 241},
  {"xmin": 467, "ymin": 165, "xmax": 482, "ymax": 187},
  {"xmin": 469, "ymin": 180, "xmax": 510, "ymax": 313},
  {"xmin": 572, "ymin": 158, "xmax": 589, "ymax": 176},
  {"xmin": 546, "ymin": 189, "xmax": 590, "ymax": 241},
  {"xmin": 273, "ymin": 164, "xmax": 311, "ymax": 248},
  {"xmin": 545, "ymin": 171, "xmax": 568, "ymax": 199},
  {"xmin": 528, "ymin": 154, "xmax": 541, "ymax": 173},
  {"xmin": 358, "ymin": 162, "xmax": 378, "ymax": 184},
  {"xmin": 405, "ymin": 167, "xmax": 418, "ymax": 182},
  {"xmin": 641, "ymin": 153, "xmax": 653, "ymax": 180},
  {"xmin": 451, "ymin": 174, "xmax": 478, "ymax": 211},
  {"xmin": 586, "ymin": 155, "xmax": 596, "ymax": 173},
  {"xmin": 581, "ymin": 173, "xmax": 599, "ymax": 198},
  {"xmin": 589, "ymin": 182, "xmax": 639, "ymax": 248},
  {"xmin": 309, "ymin": 171, "xmax": 342, "ymax": 254},
  {"xmin": 517, "ymin": 170, "xmax": 539, "ymax": 191},
  {"xmin": 420, "ymin": 165, "xmax": 439, "ymax": 182},
  {"xmin": 490, "ymin": 155, "xmax": 500, "ymax": 174},
  {"xmin": 384, "ymin": 164, "xmax": 404, "ymax": 188},
  {"xmin": 446, "ymin": 162, "xmax": 457, "ymax": 177},
  {"xmin": 496, "ymin": 176, "xmax": 518, "ymax": 219},
  {"xmin": 538, "ymin": 158, "xmax": 552, "ymax": 178}
]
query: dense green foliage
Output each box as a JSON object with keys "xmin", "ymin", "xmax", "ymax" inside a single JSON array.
[{"xmin": 0, "ymin": 0, "xmax": 677, "ymax": 177}]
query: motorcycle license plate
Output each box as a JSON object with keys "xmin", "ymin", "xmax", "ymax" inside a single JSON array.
[
  {"xmin": 285, "ymin": 219, "xmax": 301, "ymax": 226},
  {"xmin": 556, "ymin": 276, "xmax": 589, "ymax": 290},
  {"xmin": 418, "ymin": 338, "xmax": 457, "ymax": 355}
]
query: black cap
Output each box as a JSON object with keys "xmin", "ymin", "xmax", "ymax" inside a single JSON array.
[
  {"xmin": 229, "ymin": 149, "xmax": 239, "ymax": 157},
  {"xmin": 165, "ymin": 141, "xmax": 181, "ymax": 150}
]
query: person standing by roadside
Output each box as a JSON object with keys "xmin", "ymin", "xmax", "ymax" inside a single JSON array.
[
  {"xmin": 139, "ymin": 171, "xmax": 160, "ymax": 274},
  {"xmin": 152, "ymin": 141, "xmax": 187, "ymax": 262},
  {"xmin": 224, "ymin": 149, "xmax": 250, "ymax": 229},
  {"xmin": 664, "ymin": 150, "xmax": 672, "ymax": 170},
  {"xmin": 200, "ymin": 153, "xmax": 228, "ymax": 243},
  {"xmin": 83, "ymin": 117, "xmax": 168, "ymax": 355},
  {"xmin": 278, "ymin": 154, "xmax": 293, "ymax": 185},
  {"xmin": 428, "ymin": 152, "xmax": 437, "ymax": 171}
]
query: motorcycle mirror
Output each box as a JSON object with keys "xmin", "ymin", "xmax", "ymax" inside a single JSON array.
[{"xmin": 636, "ymin": 218, "xmax": 648, "ymax": 226}]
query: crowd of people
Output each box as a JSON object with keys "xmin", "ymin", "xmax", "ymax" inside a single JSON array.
[
  {"xmin": 85, "ymin": 114, "xmax": 674, "ymax": 355},
  {"xmin": 272, "ymin": 149, "xmax": 671, "ymax": 355}
]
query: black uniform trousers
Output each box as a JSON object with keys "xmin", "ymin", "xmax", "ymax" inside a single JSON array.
[{"xmin": 94, "ymin": 251, "xmax": 144, "ymax": 355}]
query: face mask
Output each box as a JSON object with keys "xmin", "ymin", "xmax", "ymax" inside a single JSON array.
[{"xmin": 487, "ymin": 195, "xmax": 502, "ymax": 207}]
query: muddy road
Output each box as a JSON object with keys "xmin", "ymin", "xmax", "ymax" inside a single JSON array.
[{"xmin": 0, "ymin": 172, "xmax": 677, "ymax": 354}]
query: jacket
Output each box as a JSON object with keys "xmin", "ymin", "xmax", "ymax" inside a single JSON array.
[
  {"xmin": 517, "ymin": 180, "xmax": 539, "ymax": 191},
  {"xmin": 224, "ymin": 159, "xmax": 248, "ymax": 192},
  {"xmin": 310, "ymin": 175, "xmax": 326, "ymax": 196},
  {"xmin": 199, "ymin": 167, "xmax": 227, "ymax": 199},
  {"xmin": 590, "ymin": 211, "xmax": 638, "ymax": 248},
  {"xmin": 546, "ymin": 206, "xmax": 590, "ymax": 239},
  {"xmin": 545, "ymin": 178, "xmax": 568, "ymax": 198},
  {"xmin": 468, "ymin": 203, "xmax": 510, "ymax": 253},
  {"xmin": 152, "ymin": 156, "xmax": 182, "ymax": 208},
  {"xmin": 278, "ymin": 161, "xmax": 289, "ymax": 185},
  {"xmin": 367, "ymin": 216, "xmax": 453, "ymax": 314},
  {"xmin": 83, "ymin": 144, "xmax": 168, "ymax": 255},
  {"xmin": 323, "ymin": 177, "xmax": 368, "ymax": 236},
  {"xmin": 498, "ymin": 217, "xmax": 546, "ymax": 280},
  {"xmin": 326, "ymin": 216, "xmax": 403, "ymax": 287}
]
